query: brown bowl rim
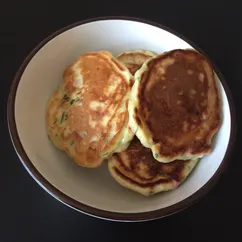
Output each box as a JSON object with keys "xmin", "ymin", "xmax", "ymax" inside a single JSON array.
[{"xmin": 7, "ymin": 16, "xmax": 237, "ymax": 222}]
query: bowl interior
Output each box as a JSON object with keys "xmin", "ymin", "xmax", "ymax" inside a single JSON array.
[{"xmin": 13, "ymin": 19, "xmax": 231, "ymax": 213}]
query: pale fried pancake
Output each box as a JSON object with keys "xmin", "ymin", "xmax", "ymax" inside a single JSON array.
[
  {"xmin": 109, "ymin": 137, "xmax": 198, "ymax": 196},
  {"xmin": 129, "ymin": 49, "xmax": 221, "ymax": 163},
  {"xmin": 46, "ymin": 51, "xmax": 133, "ymax": 168},
  {"xmin": 117, "ymin": 50, "xmax": 156, "ymax": 76},
  {"xmin": 114, "ymin": 50, "xmax": 155, "ymax": 153}
]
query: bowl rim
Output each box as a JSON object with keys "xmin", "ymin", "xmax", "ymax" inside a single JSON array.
[{"xmin": 7, "ymin": 16, "xmax": 237, "ymax": 222}]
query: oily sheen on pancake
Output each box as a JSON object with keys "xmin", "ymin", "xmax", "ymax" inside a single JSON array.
[
  {"xmin": 129, "ymin": 49, "xmax": 221, "ymax": 163},
  {"xmin": 46, "ymin": 51, "xmax": 133, "ymax": 168},
  {"xmin": 108, "ymin": 137, "xmax": 198, "ymax": 196},
  {"xmin": 117, "ymin": 50, "xmax": 156, "ymax": 76}
]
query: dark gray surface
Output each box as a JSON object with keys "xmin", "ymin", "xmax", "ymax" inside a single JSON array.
[{"xmin": 1, "ymin": 0, "xmax": 241, "ymax": 241}]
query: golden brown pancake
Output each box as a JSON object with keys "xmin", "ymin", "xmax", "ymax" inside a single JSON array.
[
  {"xmin": 46, "ymin": 51, "xmax": 133, "ymax": 168},
  {"xmin": 117, "ymin": 50, "xmax": 156, "ymax": 75},
  {"xmin": 108, "ymin": 137, "xmax": 198, "ymax": 196},
  {"xmin": 129, "ymin": 49, "xmax": 221, "ymax": 163}
]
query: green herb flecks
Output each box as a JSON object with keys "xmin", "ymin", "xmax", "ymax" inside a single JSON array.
[
  {"xmin": 70, "ymin": 140, "xmax": 74, "ymax": 146},
  {"xmin": 59, "ymin": 112, "xmax": 68, "ymax": 124},
  {"xmin": 154, "ymin": 153, "xmax": 158, "ymax": 159},
  {"xmin": 62, "ymin": 94, "xmax": 70, "ymax": 102},
  {"xmin": 181, "ymin": 175, "xmax": 188, "ymax": 183},
  {"xmin": 81, "ymin": 132, "xmax": 87, "ymax": 138},
  {"xmin": 102, "ymin": 152, "xmax": 109, "ymax": 157},
  {"xmin": 70, "ymin": 97, "xmax": 83, "ymax": 105}
]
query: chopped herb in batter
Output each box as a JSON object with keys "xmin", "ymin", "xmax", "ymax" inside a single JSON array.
[
  {"xmin": 154, "ymin": 153, "xmax": 158, "ymax": 159},
  {"xmin": 70, "ymin": 140, "xmax": 74, "ymax": 146},
  {"xmin": 59, "ymin": 112, "xmax": 68, "ymax": 124},
  {"xmin": 70, "ymin": 99, "xmax": 75, "ymax": 105},
  {"xmin": 70, "ymin": 97, "xmax": 83, "ymax": 105},
  {"xmin": 62, "ymin": 94, "xmax": 70, "ymax": 102},
  {"xmin": 81, "ymin": 132, "xmax": 87, "ymax": 138},
  {"xmin": 181, "ymin": 176, "xmax": 187, "ymax": 182},
  {"xmin": 59, "ymin": 113, "xmax": 64, "ymax": 124}
]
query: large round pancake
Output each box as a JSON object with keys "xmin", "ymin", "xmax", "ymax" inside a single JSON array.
[
  {"xmin": 129, "ymin": 49, "xmax": 221, "ymax": 163},
  {"xmin": 117, "ymin": 50, "xmax": 156, "ymax": 75},
  {"xmin": 108, "ymin": 137, "xmax": 199, "ymax": 196},
  {"xmin": 46, "ymin": 51, "xmax": 133, "ymax": 168}
]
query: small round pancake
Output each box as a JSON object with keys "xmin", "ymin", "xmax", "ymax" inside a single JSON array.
[
  {"xmin": 108, "ymin": 137, "xmax": 198, "ymax": 196},
  {"xmin": 46, "ymin": 51, "xmax": 133, "ymax": 168},
  {"xmin": 117, "ymin": 50, "xmax": 156, "ymax": 75},
  {"xmin": 129, "ymin": 49, "xmax": 221, "ymax": 163}
]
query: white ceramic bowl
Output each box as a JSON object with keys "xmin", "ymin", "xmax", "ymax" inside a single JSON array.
[{"xmin": 8, "ymin": 17, "xmax": 236, "ymax": 222}]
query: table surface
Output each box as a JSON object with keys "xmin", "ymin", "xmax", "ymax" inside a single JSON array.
[{"xmin": 1, "ymin": 0, "xmax": 241, "ymax": 241}]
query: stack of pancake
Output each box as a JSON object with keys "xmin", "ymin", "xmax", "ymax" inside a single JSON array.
[{"xmin": 46, "ymin": 49, "xmax": 221, "ymax": 196}]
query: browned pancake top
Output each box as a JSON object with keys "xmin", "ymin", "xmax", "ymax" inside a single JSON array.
[{"xmin": 137, "ymin": 49, "xmax": 220, "ymax": 157}]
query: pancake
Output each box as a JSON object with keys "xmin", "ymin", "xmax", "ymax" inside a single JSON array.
[
  {"xmin": 108, "ymin": 137, "xmax": 199, "ymax": 196},
  {"xmin": 114, "ymin": 50, "xmax": 156, "ymax": 152},
  {"xmin": 129, "ymin": 49, "xmax": 221, "ymax": 163},
  {"xmin": 117, "ymin": 50, "xmax": 156, "ymax": 75},
  {"xmin": 46, "ymin": 51, "xmax": 133, "ymax": 168}
]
